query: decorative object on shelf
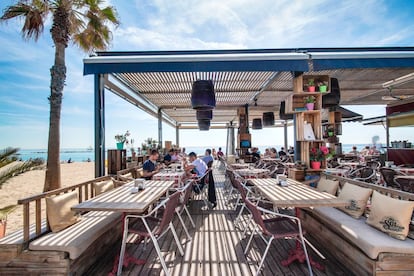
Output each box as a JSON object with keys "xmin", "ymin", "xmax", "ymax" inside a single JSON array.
[
  {"xmin": 252, "ymin": 118, "xmax": 263, "ymax": 129},
  {"xmin": 311, "ymin": 161, "xmax": 321, "ymax": 170},
  {"xmin": 327, "ymin": 125, "xmax": 335, "ymax": 137},
  {"xmin": 115, "ymin": 130, "xmax": 130, "ymax": 150},
  {"xmin": 307, "ymin": 78, "xmax": 315, "ymax": 92},
  {"xmin": 191, "ymin": 80, "xmax": 216, "ymax": 110},
  {"xmin": 310, "ymin": 145, "xmax": 329, "ymax": 163},
  {"xmin": 318, "ymin": 80, "xmax": 328, "ymax": 93},
  {"xmin": 304, "ymin": 95, "xmax": 316, "ymax": 110}
]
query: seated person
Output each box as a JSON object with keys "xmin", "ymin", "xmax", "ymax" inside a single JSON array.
[
  {"xmin": 349, "ymin": 146, "xmax": 359, "ymax": 155},
  {"xmin": 263, "ymin": 148, "xmax": 271, "ymax": 157},
  {"xmin": 163, "ymin": 148, "xmax": 174, "ymax": 165},
  {"xmin": 287, "ymin": 146, "xmax": 294, "ymax": 155},
  {"xmin": 360, "ymin": 145, "xmax": 370, "ymax": 156},
  {"xmin": 278, "ymin": 147, "xmax": 287, "ymax": 157},
  {"xmin": 185, "ymin": 152, "xmax": 208, "ymax": 177},
  {"xmin": 217, "ymin": 147, "xmax": 224, "ymax": 159},
  {"xmin": 270, "ymin": 147, "xmax": 278, "ymax": 158},
  {"xmin": 212, "ymin": 148, "xmax": 217, "ymax": 160},
  {"xmin": 369, "ymin": 145, "xmax": 380, "ymax": 155},
  {"xmin": 142, "ymin": 149, "xmax": 161, "ymax": 180},
  {"xmin": 202, "ymin": 149, "xmax": 214, "ymax": 166},
  {"xmin": 251, "ymin": 147, "xmax": 261, "ymax": 162}
]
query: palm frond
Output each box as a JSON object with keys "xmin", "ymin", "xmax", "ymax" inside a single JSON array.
[
  {"xmin": 0, "ymin": 159, "xmax": 44, "ymax": 189},
  {"xmin": 0, "ymin": 205, "xmax": 17, "ymax": 220},
  {"xmin": 0, "ymin": 147, "xmax": 19, "ymax": 165}
]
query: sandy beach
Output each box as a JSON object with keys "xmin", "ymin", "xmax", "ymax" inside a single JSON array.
[{"xmin": 1, "ymin": 162, "xmax": 95, "ymax": 235}]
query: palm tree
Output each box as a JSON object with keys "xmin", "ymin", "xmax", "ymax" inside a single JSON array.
[
  {"xmin": 0, "ymin": 147, "xmax": 43, "ymax": 188},
  {"xmin": 1, "ymin": 0, "xmax": 119, "ymax": 191}
]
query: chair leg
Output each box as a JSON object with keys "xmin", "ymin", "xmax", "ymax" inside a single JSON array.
[
  {"xmin": 170, "ymin": 222, "xmax": 185, "ymax": 256},
  {"xmin": 241, "ymin": 214, "xmax": 253, "ymax": 239},
  {"xmin": 183, "ymin": 205, "xmax": 196, "ymax": 228},
  {"xmin": 234, "ymin": 204, "xmax": 246, "ymax": 227},
  {"xmin": 256, "ymin": 237, "xmax": 274, "ymax": 276},
  {"xmin": 149, "ymin": 232, "xmax": 170, "ymax": 276},
  {"xmin": 244, "ymin": 225, "xmax": 257, "ymax": 255},
  {"xmin": 117, "ymin": 218, "xmax": 130, "ymax": 276},
  {"xmin": 176, "ymin": 210, "xmax": 192, "ymax": 241},
  {"xmin": 299, "ymin": 236, "xmax": 314, "ymax": 276}
]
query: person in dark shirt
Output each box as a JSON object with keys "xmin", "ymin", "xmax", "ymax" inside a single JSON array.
[
  {"xmin": 163, "ymin": 148, "xmax": 174, "ymax": 165},
  {"xmin": 142, "ymin": 149, "xmax": 161, "ymax": 180},
  {"xmin": 278, "ymin": 147, "xmax": 287, "ymax": 157}
]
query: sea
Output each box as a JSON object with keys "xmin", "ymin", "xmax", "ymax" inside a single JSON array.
[{"xmin": 16, "ymin": 144, "xmax": 372, "ymax": 162}]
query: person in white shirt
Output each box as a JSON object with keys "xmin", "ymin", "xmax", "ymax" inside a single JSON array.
[{"xmin": 185, "ymin": 152, "xmax": 207, "ymax": 177}]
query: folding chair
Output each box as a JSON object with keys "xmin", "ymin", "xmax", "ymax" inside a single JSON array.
[
  {"xmin": 176, "ymin": 179, "xmax": 196, "ymax": 237},
  {"xmin": 243, "ymin": 197, "xmax": 313, "ymax": 276},
  {"xmin": 117, "ymin": 191, "xmax": 184, "ymax": 276},
  {"xmin": 192, "ymin": 169, "xmax": 212, "ymax": 209}
]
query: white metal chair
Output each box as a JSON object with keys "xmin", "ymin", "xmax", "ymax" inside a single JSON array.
[{"xmin": 117, "ymin": 191, "xmax": 184, "ymax": 276}]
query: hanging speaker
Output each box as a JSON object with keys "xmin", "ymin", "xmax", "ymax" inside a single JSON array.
[
  {"xmin": 198, "ymin": 119, "xmax": 210, "ymax": 130},
  {"xmin": 252, "ymin": 118, "xmax": 263, "ymax": 129},
  {"xmin": 279, "ymin": 101, "xmax": 293, "ymax": 120},
  {"xmin": 191, "ymin": 80, "xmax": 216, "ymax": 110},
  {"xmin": 263, "ymin": 112, "xmax": 275, "ymax": 126},
  {"xmin": 322, "ymin": 78, "xmax": 340, "ymax": 108},
  {"xmin": 196, "ymin": 110, "xmax": 213, "ymax": 120}
]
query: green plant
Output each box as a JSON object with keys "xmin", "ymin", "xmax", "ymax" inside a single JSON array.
[
  {"xmin": 115, "ymin": 131, "xmax": 130, "ymax": 143},
  {"xmin": 304, "ymin": 95, "xmax": 316, "ymax": 103},
  {"xmin": 310, "ymin": 146, "xmax": 330, "ymax": 161},
  {"xmin": 308, "ymin": 78, "xmax": 315, "ymax": 86}
]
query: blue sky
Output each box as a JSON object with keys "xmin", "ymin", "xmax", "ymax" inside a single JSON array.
[{"xmin": 0, "ymin": 0, "xmax": 413, "ymax": 150}]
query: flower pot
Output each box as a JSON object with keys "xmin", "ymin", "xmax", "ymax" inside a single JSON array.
[
  {"xmin": 0, "ymin": 220, "xmax": 6, "ymax": 238},
  {"xmin": 116, "ymin": 142, "xmax": 124, "ymax": 150},
  {"xmin": 308, "ymin": 86, "xmax": 315, "ymax": 92},
  {"xmin": 311, "ymin": 161, "xmax": 321, "ymax": 170},
  {"xmin": 305, "ymin": 103, "xmax": 315, "ymax": 110},
  {"xmin": 319, "ymin": 85, "xmax": 327, "ymax": 92},
  {"xmin": 328, "ymin": 131, "xmax": 334, "ymax": 137}
]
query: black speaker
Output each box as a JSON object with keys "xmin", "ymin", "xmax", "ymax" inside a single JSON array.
[
  {"xmin": 263, "ymin": 112, "xmax": 275, "ymax": 126},
  {"xmin": 252, "ymin": 118, "xmax": 262, "ymax": 129},
  {"xmin": 191, "ymin": 80, "xmax": 216, "ymax": 110},
  {"xmin": 322, "ymin": 78, "xmax": 340, "ymax": 108},
  {"xmin": 279, "ymin": 101, "xmax": 293, "ymax": 120},
  {"xmin": 198, "ymin": 119, "xmax": 210, "ymax": 130}
]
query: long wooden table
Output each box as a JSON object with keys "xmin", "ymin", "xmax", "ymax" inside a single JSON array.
[
  {"xmin": 72, "ymin": 180, "xmax": 174, "ymax": 213},
  {"xmin": 248, "ymin": 177, "xmax": 348, "ymax": 271}
]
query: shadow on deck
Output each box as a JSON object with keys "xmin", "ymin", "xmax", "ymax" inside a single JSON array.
[{"xmin": 87, "ymin": 169, "xmax": 353, "ymax": 276}]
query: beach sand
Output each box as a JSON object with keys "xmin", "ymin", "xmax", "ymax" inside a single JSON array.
[{"xmin": 1, "ymin": 162, "xmax": 95, "ymax": 235}]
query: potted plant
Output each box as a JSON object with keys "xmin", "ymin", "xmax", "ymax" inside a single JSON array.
[
  {"xmin": 304, "ymin": 95, "xmax": 316, "ymax": 110},
  {"xmin": 114, "ymin": 130, "xmax": 130, "ymax": 150},
  {"xmin": 307, "ymin": 78, "xmax": 315, "ymax": 92},
  {"xmin": 318, "ymin": 80, "xmax": 328, "ymax": 93},
  {"xmin": 0, "ymin": 205, "xmax": 17, "ymax": 238},
  {"xmin": 309, "ymin": 145, "xmax": 329, "ymax": 169}
]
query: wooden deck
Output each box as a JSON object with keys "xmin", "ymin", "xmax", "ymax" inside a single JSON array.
[{"xmin": 86, "ymin": 169, "xmax": 354, "ymax": 276}]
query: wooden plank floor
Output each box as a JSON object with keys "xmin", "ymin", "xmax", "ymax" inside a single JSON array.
[{"xmin": 87, "ymin": 168, "xmax": 354, "ymax": 276}]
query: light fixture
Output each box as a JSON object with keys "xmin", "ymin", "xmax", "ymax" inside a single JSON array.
[
  {"xmin": 196, "ymin": 110, "xmax": 213, "ymax": 120},
  {"xmin": 198, "ymin": 119, "xmax": 210, "ymax": 131},
  {"xmin": 382, "ymin": 72, "xmax": 414, "ymax": 88},
  {"xmin": 252, "ymin": 118, "xmax": 262, "ymax": 129},
  {"xmin": 191, "ymin": 80, "xmax": 216, "ymax": 110}
]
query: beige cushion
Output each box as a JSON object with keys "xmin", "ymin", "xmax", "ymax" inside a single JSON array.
[
  {"xmin": 316, "ymin": 177, "xmax": 339, "ymax": 195},
  {"xmin": 312, "ymin": 207, "xmax": 414, "ymax": 259},
  {"xmin": 366, "ymin": 191, "xmax": 414, "ymax": 240},
  {"xmin": 118, "ymin": 173, "xmax": 133, "ymax": 181},
  {"xmin": 111, "ymin": 177, "xmax": 127, "ymax": 187},
  {"xmin": 46, "ymin": 191, "xmax": 80, "ymax": 232},
  {"xmin": 337, "ymin": 182, "xmax": 372, "ymax": 219},
  {"xmin": 30, "ymin": 211, "xmax": 121, "ymax": 259},
  {"xmin": 94, "ymin": 180, "xmax": 114, "ymax": 195}
]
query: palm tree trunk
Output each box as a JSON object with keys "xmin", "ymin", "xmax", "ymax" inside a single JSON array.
[{"xmin": 44, "ymin": 42, "xmax": 66, "ymax": 192}]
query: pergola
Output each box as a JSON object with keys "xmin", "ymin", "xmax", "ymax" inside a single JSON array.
[{"xmin": 83, "ymin": 47, "xmax": 414, "ymax": 176}]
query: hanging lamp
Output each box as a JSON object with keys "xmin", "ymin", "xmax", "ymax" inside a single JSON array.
[
  {"xmin": 191, "ymin": 80, "xmax": 216, "ymax": 110},
  {"xmin": 263, "ymin": 112, "xmax": 275, "ymax": 126},
  {"xmin": 198, "ymin": 119, "xmax": 211, "ymax": 131},
  {"xmin": 252, "ymin": 118, "xmax": 263, "ymax": 129},
  {"xmin": 196, "ymin": 110, "xmax": 213, "ymax": 120}
]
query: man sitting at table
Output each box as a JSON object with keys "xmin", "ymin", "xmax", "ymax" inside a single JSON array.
[
  {"xmin": 202, "ymin": 149, "xmax": 214, "ymax": 166},
  {"xmin": 163, "ymin": 148, "xmax": 174, "ymax": 165},
  {"xmin": 142, "ymin": 149, "xmax": 161, "ymax": 180},
  {"xmin": 185, "ymin": 152, "xmax": 207, "ymax": 177},
  {"xmin": 349, "ymin": 146, "xmax": 359, "ymax": 155}
]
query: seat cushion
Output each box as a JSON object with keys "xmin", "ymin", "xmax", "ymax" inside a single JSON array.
[
  {"xmin": 29, "ymin": 211, "xmax": 121, "ymax": 260},
  {"xmin": 45, "ymin": 191, "xmax": 80, "ymax": 232},
  {"xmin": 366, "ymin": 191, "xmax": 414, "ymax": 240},
  {"xmin": 312, "ymin": 207, "xmax": 414, "ymax": 259},
  {"xmin": 337, "ymin": 182, "xmax": 372, "ymax": 219}
]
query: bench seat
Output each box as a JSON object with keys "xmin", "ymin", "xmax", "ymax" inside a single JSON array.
[
  {"xmin": 29, "ymin": 211, "xmax": 121, "ymax": 259},
  {"xmin": 310, "ymin": 207, "xmax": 414, "ymax": 259}
]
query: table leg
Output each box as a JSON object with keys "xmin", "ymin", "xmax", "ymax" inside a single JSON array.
[{"xmin": 108, "ymin": 213, "xmax": 146, "ymax": 276}]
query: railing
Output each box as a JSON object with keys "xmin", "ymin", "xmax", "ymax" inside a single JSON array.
[{"xmin": 16, "ymin": 175, "xmax": 112, "ymax": 243}]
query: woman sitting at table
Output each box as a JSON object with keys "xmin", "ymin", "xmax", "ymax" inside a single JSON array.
[
  {"xmin": 142, "ymin": 149, "xmax": 161, "ymax": 180},
  {"xmin": 270, "ymin": 147, "xmax": 278, "ymax": 158}
]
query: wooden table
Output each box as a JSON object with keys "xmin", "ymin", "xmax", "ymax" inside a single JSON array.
[
  {"xmin": 72, "ymin": 180, "xmax": 174, "ymax": 213},
  {"xmin": 234, "ymin": 168, "xmax": 270, "ymax": 179},
  {"xmin": 152, "ymin": 170, "xmax": 186, "ymax": 186},
  {"xmin": 72, "ymin": 180, "xmax": 174, "ymax": 274},
  {"xmin": 395, "ymin": 167, "xmax": 414, "ymax": 176},
  {"xmin": 248, "ymin": 178, "xmax": 347, "ymax": 270}
]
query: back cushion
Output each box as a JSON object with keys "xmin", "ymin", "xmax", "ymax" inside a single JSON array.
[
  {"xmin": 316, "ymin": 177, "xmax": 339, "ymax": 195},
  {"xmin": 337, "ymin": 182, "xmax": 372, "ymax": 219},
  {"xmin": 46, "ymin": 191, "xmax": 80, "ymax": 232},
  {"xmin": 94, "ymin": 180, "xmax": 114, "ymax": 195}
]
